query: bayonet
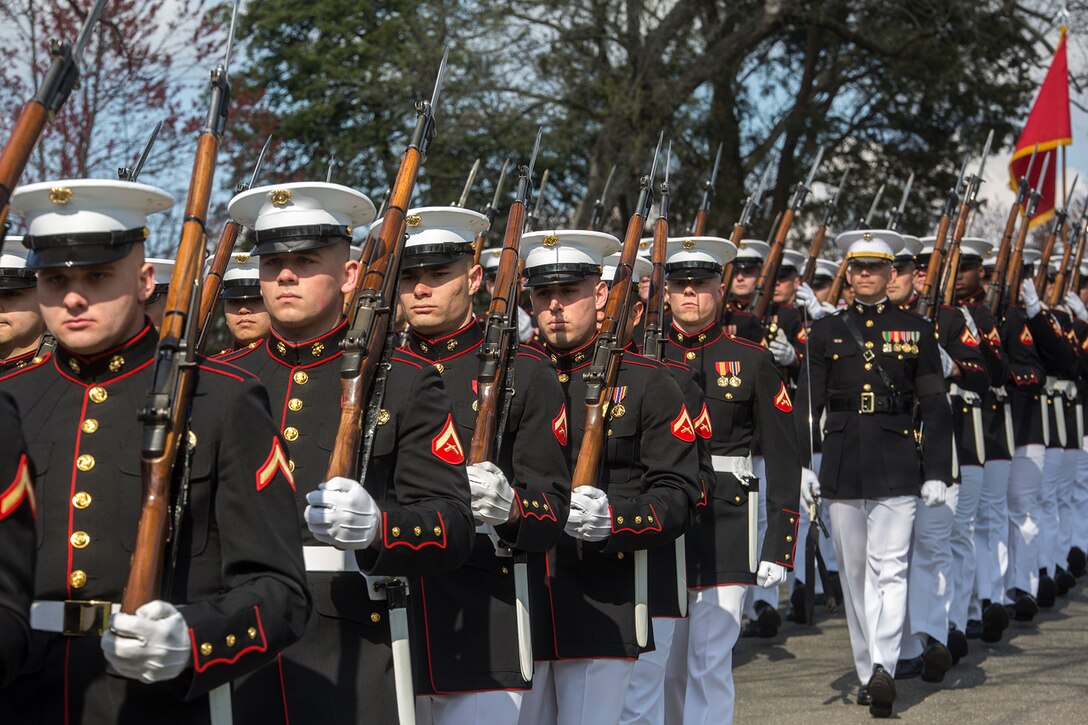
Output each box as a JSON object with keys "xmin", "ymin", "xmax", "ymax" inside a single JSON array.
[
  {"xmin": 430, "ymin": 45, "xmax": 450, "ymax": 112},
  {"xmin": 243, "ymin": 134, "xmax": 274, "ymax": 192},
  {"xmin": 863, "ymin": 184, "xmax": 885, "ymax": 226},
  {"xmin": 709, "ymin": 142, "xmax": 724, "ymax": 189},
  {"xmin": 825, "ymin": 167, "xmax": 850, "ymax": 227},
  {"xmin": 525, "ymin": 169, "xmax": 549, "ymax": 231},
  {"xmin": 1026, "ymin": 152, "xmax": 1052, "ymax": 219},
  {"xmin": 326, "ymin": 155, "xmax": 337, "ymax": 183},
  {"xmin": 664, "ymin": 140, "xmax": 673, "ymax": 187},
  {"xmin": 885, "ymin": 171, "xmax": 914, "ymax": 230},
  {"xmin": 789, "ymin": 145, "xmax": 827, "ymax": 211},
  {"xmin": 118, "ymin": 120, "xmax": 163, "ymax": 182},
  {"xmin": 73, "ymin": 0, "xmax": 109, "ymax": 64},
  {"xmin": 222, "ymin": 0, "xmax": 241, "ymax": 76},
  {"xmin": 589, "ymin": 164, "xmax": 617, "ymax": 231},
  {"xmin": 647, "ymin": 131, "xmax": 664, "ymax": 190},
  {"xmin": 488, "ymin": 158, "xmax": 512, "ymax": 212},
  {"xmin": 527, "ymin": 129, "xmax": 543, "ymax": 183},
  {"xmin": 455, "ymin": 158, "xmax": 481, "ymax": 207}
]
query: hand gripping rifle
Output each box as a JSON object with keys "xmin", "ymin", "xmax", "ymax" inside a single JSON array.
[
  {"xmin": 690, "ymin": 142, "xmax": 723, "ymax": 236},
  {"xmin": 1047, "ymin": 188, "xmax": 1082, "ymax": 308},
  {"xmin": 752, "ymin": 145, "xmax": 826, "ymax": 322},
  {"xmin": 916, "ymin": 155, "xmax": 969, "ymax": 319},
  {"xmin": 124, "ymin": 0, "xmax": 239, "ymax": 613},
  {"xmin": 940, "ymin": 130, "xmax": 994, "ymax": 308},
  {"xmin": 1037, "ymin": 175, "xmax": 1079, "ymax": 303},
  {"xmin": 196, "ymin": 134, "xmax": 272, "ymax": 352},
  {"xmin": 986, "ymin": 146, "xmax": 1038, "ymax": 315},
  {"xmin": 0, "ymin": 0, "xmax": 108, "ymax": 236},
  {"xmin": 721, "ymin": 162, "xmax": 772, "ymax": 300},
  {"xmin": 572, "ymin": 134, "xmax": 661, "ymax": 648},
  {"xmin": 587, "ymin": 164, "xmax": 617, "ymax": 232},
  {"xmin": 801, "ymin": 168, "xmax": 850, "ymax": 286},
  {"xmin": 472, "ymin": 158, "xmax": 510, "ymax": 266},
  {"xmin": 1005, "ymin": 151, "xmax": 1051, "ymax": 310},
  {"xmin": 469, "ymin": 129, "xmax": 541, "ymax": 683},
  {"xmin": 326, "ymin": 48, "xmax": 449, "ymax": 725}
]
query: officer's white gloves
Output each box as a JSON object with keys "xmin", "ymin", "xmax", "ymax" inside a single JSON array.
[
  {"xmin": 1021, "ymin": 279, "xmax": 1043, "ymax": 318},
  {"xmin": 102, "ymin": 600, "xmax": 191, "ymax": 683},
  {"xmin": 565, "ymin": 485, "xmax": 611, "ymax": 541},
  {"xmin": 756, "ymin": 561, "xmax": 788, "ymax": 589},
  {"xmin": 799, "ymin": 467, "xmax": 821, "ymax": 508},
  {"xmin": 920, "ymin": 480, "xmax": 947, "ymax": 508},
  {"xmin": 1065, "ymin": 292, "xmax": 1088, "ymax": 322},
  {"xmin": 467, "ymin": 461, "xmax": 515, "ymax": 526},
  {"xmin": 769, "ymin": 328, "xmax": 798, "ymax": 366},
  {"xmin": 305, "ymin": 476, "xmax": 381, "ymax": 549},
  {"xmin": 795, "ymin": 283, "xmax": 830, "ymax": 321}
]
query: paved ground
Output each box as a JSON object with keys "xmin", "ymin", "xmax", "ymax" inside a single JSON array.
[{"xmin": 732, "ymin": 584, "xmax": 1088, "ymax": 723}]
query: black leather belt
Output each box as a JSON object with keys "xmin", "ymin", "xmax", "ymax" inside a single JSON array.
[{"xmin": 828, "ymin": 393, "xmax": 911, "ymax": 414}]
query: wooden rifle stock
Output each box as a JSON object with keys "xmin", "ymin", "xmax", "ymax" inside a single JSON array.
[
  {"xmin": 196, "ymin": 220, "xmax": 242, "ymax": 350},
  {"xmin": 802, "ymin": 225, "xmax": 828, "ymax": 286},
  {"xmin": 1067, "ymin": 221, "xmax": 1087, "ymax": 299},
  {"xmin": 939, "ymin": 200, "xmax": 974, "ymax": 307},
  {"xmin": 917, "ymin": 211, "xmax": 953, "ymax": 318},
  {"xmin": 752, "ymin": 207, "xmax": 796, "ymax": 320},
  {"xmin": 1048, "ymin": 232, "xmax": 1075, "ymax": 308},
  {"xmin": 1034, "ymin": 222, "xmax": 1061, "ymax": 298},
  {"xmin": 827, "ymin": 257, "xmax": 850, "ymax": 307},
  {"xmin": 642, "ymin": 183, "xmax": 669, "ymax": 361},
  {"xmin": 1005, "ymin": 212, "xmax": 1032, "ymax": 309},
  {"xmin": 986, "ymin": 195, "xmax": 1024, "ymax": 315}
]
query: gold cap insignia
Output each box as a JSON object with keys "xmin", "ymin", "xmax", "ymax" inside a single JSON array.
[
  {"xmin": 405, "ymin": 214, "xmax": 422, "ymax": 227},
  {"xmin": 270, "ymin": 189, "xmax": 292, "ymax": 207},
  {"xmin": 542, "ymin": 235, "xmax": 560, "ymax": 248},
  {"xmin": 862, "ymin": 232, "xmax": 873, "ymax": 241},
  {"xmin": 234, "ymin": 253, "xmax": 250, "ymax": 264},
  {"xmin": 683, "ymin": 240, "xmax": 696, "ymax": 249},
  {"xmin": 49, "ymin": 187, "xmax": 73, "ymax": 205}
]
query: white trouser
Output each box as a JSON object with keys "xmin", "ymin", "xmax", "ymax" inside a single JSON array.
[
  {"xmin": 417, "ymin": 691, "xmax": 523, "ymax": 725},
  {"xmin": 1039, "ymin": 446, "xmax": 1065, "ymax": 575},
  {"xmin": 681, "ymin": 585, "xmax": 746, "ymax": 725},
  {"xmin": 1054, "ymin": 447, "xmax": 1079, "ymax": 570},
  {"xmin": 663, "ymin": 613, "xmax": 688, "ymax": 725},
  {"xmin": 517, "ymin": 659, "xmax": 635, "ymax": 725},
  {"xmin": 903, "ymin": 485, "xmax": 958, "ymax": 657},
  {"xmin": 975, "ymin": 459, "xmax": 1012, "ymax": 607},
  {"xmin": 829, "ymin": 497, "xmax": 916, "ymax": 683},
  {"xmin": 950, "ymin": 466, "xmax": 983, "ymax": 630},
  {"xmin": 1076, "ymin": 440, "xmax": 1088, "ymax": 553},
  {"xmin": 1006, "ymin": 445, "xmax": 1045, "ymax": 597},
  {"xmin": 746, "ymin": 457, "xmax": 776, "ymax": 615},
  {"xmin": 621, "ymin": 617, "xmax": 677, "ymax": 725}
]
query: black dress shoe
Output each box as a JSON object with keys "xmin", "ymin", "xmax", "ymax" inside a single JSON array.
[
  {"xmin": 965, "ymin": 619, "xmax": 983, "ymax": 639},
  {"xmin": 741, "ymin": 601, "xmax": 782, "ymax": 638},
  {"xmin": 981, "ymin": 602, "xmax": 1010, "ymax": 643},
  {"xmin": 1012, "ymin": 590, "xmax": 1038, "ymax": 621},
  {"xmin": 1055, "ymin": 566, "xmax": 1076, "ymax": 594},
  {"xmin": 921, "ymin": 638, "xmax": 953, "ymax": 683},
  {"xmin": 894, "ymin": 655, "xmax": 923, "ymax": 679},
  {"xmin": 788, "ymin": 583, "xmax": 807, "ymax": 624},
  {"xmin": 1037, "ymin": 572, "xmax": 1057, "ymax": 608},
  {"xmin": 1068, "ymin": 546, "xmax": 1087, "ymax": 577},
  {"xmin": 947, "ymin": 626, "xmax": 968, "ymax": 663},
  {"xmin": 867, "ymin": 665, "xmax": 896, "ymax": 718},
  {"xmin": 857, "ymin": 685, "xmax": 871, "ymax": 706}
]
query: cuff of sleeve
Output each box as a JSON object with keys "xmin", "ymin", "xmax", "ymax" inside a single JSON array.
[
  {"xmin": 186, "ymin": 605, "xmax": 269, "ymax": 675},
  {"xmin": 380, "ymin": 510, "xmax": 449, "ymax": 551},
  {"xmin": 608, "ymin": 502, "xmax": 663, "ymax": 536}
]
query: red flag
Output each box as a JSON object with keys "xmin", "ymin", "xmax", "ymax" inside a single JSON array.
[{"xmin": 1008, "ymin": 26, "xmax": 1071, "ymax": 228}]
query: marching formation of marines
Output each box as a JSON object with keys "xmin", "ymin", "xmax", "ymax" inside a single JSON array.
[{"xmin": 3, "ymin": 9, "xmax": 1088, "ymax": 725}]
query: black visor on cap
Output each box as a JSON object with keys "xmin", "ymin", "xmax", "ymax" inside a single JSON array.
[
  {"xmin": 250, "ymin": 225, "xmax": 352, "ymax": 256},
  {"xmin": 523, "ymin": 263, "xmax": 602, "ymax": 288},
  {"xmin": 665, "ymin": 260, "xmax": 722, "ymax": 281},
  {"xmin": 221, "ymin": 278, "xmax": 262, "ymax": 300},
  {"xmin": 401, "ymin": 242, "xmax": 474, "ymax": 270},
  {"xmin": 24, "ymin": 227, "xmax": 146, "ymax": 270},
  {"xmin": 776, "ymin": 265, "xmax": 798, "ymax": 281},
  {"xmin": 0, "ymin": 268, "xmax": 37, "ymax": 289}
]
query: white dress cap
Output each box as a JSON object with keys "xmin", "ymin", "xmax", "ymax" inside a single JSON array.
[
  {"xmin": 734, "ymin": 239, "xmax": 769, "ymax": 263},
  {"xmin": 664, "ymin": 236, "xmax": 738, "ymax": 280},
  {"xmin": 602, "ymin": 252, "xmax": 653, "ymax": 285},
  {"xmin": 520, "ymin": 230, "xmax": 621, "ymax": 287},
  {"xmin": 835, "ymin": 229, "xmax": 904, "ymax": 262},
  {"xmin": 229, "ymin": 182, "xmax": 376, "ymax": 255}
]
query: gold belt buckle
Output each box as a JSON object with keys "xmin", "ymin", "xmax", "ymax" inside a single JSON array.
[
  {"xmin": 859, "ymin": 392, "xmax": 876, "ymax": 414},
  {"xmin": 62, "ymin": 600, "xmax": 113, "ymax": 636}
]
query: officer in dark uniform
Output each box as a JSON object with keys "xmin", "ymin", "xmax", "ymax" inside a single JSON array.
[
  {"xmin": 0, "ymin": 389, "xmax": 35, "ymax": 688},
  {"xmin": 216, "ymin": 252, "xmax": 269, "ymax": 351},
  {"xmin": 659, "ymin": 235, "xmax": 800, "ymax": 724},
  {"xmin": 796, "ymin": 229, "xmax": 953, "ymax": 718},
  {"xmin": 0, "ymin": 241, "xmax": 46, "ymax": 372},
  {"xmin": 0, "ymin": 178, "xmax": 310, "ymax": 724},
  {"xmin": 514, "ymin": 229, "xmax": 701, "ymax": 725},
  {"xmin": 221, "ymin": 183, "xmax": 474, "ymax": 725},
  {"xmin": 387, "ymin": 206, "xmax": 570, "ymax": 724}
]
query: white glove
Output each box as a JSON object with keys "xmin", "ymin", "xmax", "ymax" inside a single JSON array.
[
  {"xmin": 920, "ymin": 480, "xmax": 947, "ymax": 508},
  {"xmin": 467, "ymin": 461, "xmax": 515, "ymax": 526},
  {"xmin": 756, "ymin": 561, "xmax": 788, "ymax": 588},
  {"xmin": 938, "ymin": 345, "xmax": 956, "ymax": 379},
  {"xmin": 795, "ymin": 282, "xmax": 829, "ymax": 321},
  {"xmin": 1021, "ymin": 278, "xmax": 1042, "ymax": 318},
  {"xmin": 768, "ymin": 328, "xmax": 798, "ymax": 366},
  {"xmin": 564, "ymin": 485, "xmax": 612, "ymax": 541},
  {"xmin": 799, "ymin": 467, "xmax": 821, "ymax": 508},
  {"xmin": 1065, "ymin": 292, "xmax": 1088, "ymax": 322},
  {"xmin": 305, "ymin": 476, "xmax": 381, "ymax": 549},
  {"xmin": 102, "ymin": 600, "xmax": 191, "ymax": 683}
]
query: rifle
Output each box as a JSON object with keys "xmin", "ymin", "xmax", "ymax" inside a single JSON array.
[
  {"xmin": 884, "ymin": 172, "xmax": 914, "ymax": 231},
  {"xmin": 802, "ymin": 168, "xmax": 849, "ymax": 286},
  {"xmin": 0, "ymin": 0, "xmax": 107, "ymax": 234},
  {"xmin": 916, "ymin": 156, "xmax": 968, "ymax": 319},
  {"xmin": 588, "ymin": 164, "xmax": 617, "ymax": 232},
  {"xmin": 123, "ymin": 0, "xmax": 240, "ymax": 613},
  {"xmin": 1065, "ymin": 205, "xmax": 1088, "ymax": 300},
  {"xmin": 1005, "ymin": 152, "xmax": 1051, "ymax": 310},
  {"xmin": 524, "ymin": 168, "xmax": 549, "ymax": 232},
  {"xmin": 117, "ymin": 120, "xmax": 163, "ymax": 182},
  {"xmin": 453, "ymin": 158, "xmax": 480, "ymax": 207},
  {"xmin": 325, "ymin": 155, "xmax": 337, "ymax": 183},
  {"xmin": 752, "ymin": 145, "xmax": 826, "ymax": 321},
  {"xmin": 721, "ymin": 162, "xmax": 772, "ymax": 298},
  {"xmin": 826, "ymin": 257, "xmax": 851, "ymax": 308},
  {"xmin": 940, "ymin": 130, "xmax": 994, "ymax": 308},
  {"xmin": 196, "ymin": 134, "xmax": 272, "ymax": 352},
  {"xmin": 643, "ymin": 142, "xmax": 671, "ymax": 362},
  {"xmin": 571, "ymin": 134, "xmax": 661, "ymax": 648},
  {"xmin": 862, "ymin": 184, "xmax": 885, "ymax": 227},
  {"xmin": 690, "ymin": 142, "xmax": 723, "ymax": 235},
  {"xmin": 1047, "ymin": 192, "xmax": 1082, "ymax": 307},
  {"xmin": 1037, "ymin": 174, "xmax": 1079, "ymax": 301},
  {"xmin": 472, "ymin": 158, "xmax": 510, "ymax": 266},
  {"xmin": 986, "ymin": 146, "xmax": 1038, "ymax": 315}
]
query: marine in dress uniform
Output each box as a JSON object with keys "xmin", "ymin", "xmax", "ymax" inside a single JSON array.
[
  {"xmin": 0, "ymin": 241, "xmax": 46, "ymax": 372},
  {"xmin": 514, "ymin": 230, "xmax": 701, "ymax": 725},
  {"xmin": 216, "ymin": 252, "xmax": 269, "ymax": 351},
  {"xmin": 0, "ymin": 179, "xmax": 310, "ymax": 724},
  {"xmin": 796, "ymin": 229, "xmax": 953, "ymax": 718},
  {"xmin": 221, "ymin": 183, "xmax": 474, "ymax": 725},
  {"xmin": 654, "ymin": 236, "xmax": 800, "ymax": 724},
  {"xmin": 480, "ymin": 246, "xmax": 535, "ymax": 344},
  {"xmin": 385, "ymin": 206, "xmax": 570, "ymax": 724},
  {"xmin": 720, "ymin": 239, "xmax": 766, "ymax": 344},
  {"xmin": 0, "ymin": 389, "xmax": 35, "ymax": 688}
]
